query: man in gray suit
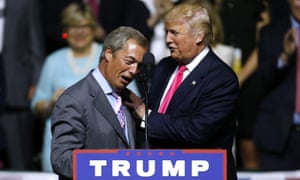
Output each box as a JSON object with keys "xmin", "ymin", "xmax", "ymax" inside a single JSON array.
[
  {"xmin": 0, "ymin": 0, "xmax": 45, "ymax": 170},
  {"xmin": 51, "ymin": 26, "xmax": 149, "ymax": 179}
]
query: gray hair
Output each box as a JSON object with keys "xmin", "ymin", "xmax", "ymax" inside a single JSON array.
[{"xmin": 100, "ymin": 26, "xmax": 149, "ymax": 60}]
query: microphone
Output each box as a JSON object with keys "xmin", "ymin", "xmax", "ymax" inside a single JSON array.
[
  {"xmin": 140, "ymin": 52, "xmax": 155, "ymax": 89},
  {"xmin": 138, "ymin": 52, "xmax": 155, "ymax": 148}
]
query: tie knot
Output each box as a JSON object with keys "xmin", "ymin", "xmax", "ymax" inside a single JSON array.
[
  {"xmin": 112, "ymin": 92, "xmax": 122, "ymax": 108},
  {"xmin": 178, "ymin": 65, "xmax": 187, "ymax": 73},
  {"xmin": 112, "ymin": 92, "xmax": 121, "ymax": 99}
]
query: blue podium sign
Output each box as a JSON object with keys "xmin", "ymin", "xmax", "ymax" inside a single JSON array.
[{"xmin": 74, "ymin": 149, "xmax": 227, "ymax": 180}]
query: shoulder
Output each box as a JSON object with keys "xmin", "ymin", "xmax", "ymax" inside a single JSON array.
[
  {"xmin": 154, "ymin": 56, "xmax": 177, "ymax": 73},
  {"xmin": 205, "ymin": 50, "xmax": 238, "ymax": 82},
  {"xmin": 60, "ymin": 73, "xmax": 97, "ymax": 101},
  {"xmin": 45, "ymin": 47, "xmax": 69, "ymax": 65}
]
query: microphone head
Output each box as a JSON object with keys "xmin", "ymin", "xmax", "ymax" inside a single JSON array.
[
  {"xmin": 138, "ymin": 52, "xmax": 155, "ymax": 93},
  {"xmin": 142, "ymin": 52, "xmax": 155, "ymax": 65}
]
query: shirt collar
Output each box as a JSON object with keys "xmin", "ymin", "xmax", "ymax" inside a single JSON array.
[
  {"xmin": 290, "ymin": 15, "xmax": 300, "ymax": 29},
  {"xmin": 92, "ymin": 67, "xmax": 114, "ymax": 95},
  {"xmin": 185, "ymin": 46, "xmax": 209, "ymax": 72}
]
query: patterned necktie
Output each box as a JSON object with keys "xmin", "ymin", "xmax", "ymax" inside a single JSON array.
[
  {"xmin": 296, "ymin": 35, "xmax": 300, "ymax": 115},
  {"xmin": 112, "ymin": 92, "xmax": 126, "ymax": 128},
  {"xmin": 158, "ymin": 65, "xmax": 187, "ymax": 114}
]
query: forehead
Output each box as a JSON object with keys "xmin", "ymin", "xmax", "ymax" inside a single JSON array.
[
  {"xmin": 116, "ymin": 39, "xmax": 146, "ymax": 62},
  {"xmin": 165, "ymin": 20, "xmax": 189, "ymax": 33},
  {"xmin": 67, "ymin": 19, "xmax": 91, "ymax": 27}
]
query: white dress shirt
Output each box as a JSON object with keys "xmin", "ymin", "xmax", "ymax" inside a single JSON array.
[{"xmin": 0, "ymin": 0, "xmax": 5, "ymax": 53}]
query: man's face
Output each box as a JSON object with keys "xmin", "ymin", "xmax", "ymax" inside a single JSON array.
[
  {"xmin": 289, "ymin": 0, "xmax": 300, "ymax": 21},
  {"xmin": 165, "ymin": 21, "xmax": 200, "ymax": 64},
  {"xmin": 104, "ymin": 39, "xmax": 146, "ymax": 92}
]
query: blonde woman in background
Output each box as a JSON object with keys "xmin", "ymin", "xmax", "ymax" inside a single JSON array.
[{"xmin": 31, "ymin": 2, "xmax": 102, "ymax": 172}]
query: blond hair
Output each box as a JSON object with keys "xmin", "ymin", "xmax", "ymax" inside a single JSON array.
[
  {"xmin": 61, "ymin": 2, "xmax": 97, "ymax": 29},
  {"xmin": 165, "ymin": 1, "xmax": 213, "ymax": 45}
]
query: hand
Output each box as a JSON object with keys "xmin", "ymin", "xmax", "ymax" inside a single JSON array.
[
  {"xmin": 122, "ymin": 89, "xmax": 145, "ymax": 119},
  {"xmin": 281, "ymin": 28, "xmax": 297, "ymax": 64},
  {"xmin": 52, "ymin": 88, "xmax": 65, "ymax": 103}
]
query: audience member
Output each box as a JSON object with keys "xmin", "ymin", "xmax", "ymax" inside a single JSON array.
[
  {"xmin": 236, "ymin": 0, "xmax": 270, "ymax": 170},
  {"xmin": 218, "ymin": 0, "xmax": 266, "ymax": 170},
  {"xmin": 31, "ymin": 2, "xmax": 102, "ymax": 172},
  {"xmin": 0, "ymin": 0, "xmax": 45, "ymax": 170},
  {"xmin": 128, "ymin": 2, "xmax": 239, "ymax": 179},
  {"xmin": 51, "ymin": 26, "xmax": 148, "ymax": 180},
  {"xmin": 254, "ymin": 0, "xmax": 300, "ymax": 171},
  {"xmin": 39, "ymin": 0, "xmax": 131, "ymax": 55},
  {"xmin": 266, "ymin": 0, "xmax": 289, "ymax": 24}
]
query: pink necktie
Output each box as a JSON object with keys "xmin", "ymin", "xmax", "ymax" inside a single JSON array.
[
  {"xmin": 158, "ymin": 65, "xmax": 187, "ymax": 114},
  {"xmin": 112, "ymin": 92, "xmax": 126, "ymax": 128},
  {"xmin": 296, "ymin": 36, "xmax": 300, "ymax": 114}
]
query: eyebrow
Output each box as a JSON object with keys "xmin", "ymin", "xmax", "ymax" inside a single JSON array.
[{"xmin": 124, "ymin": 55, "xmax": 140, "ymax": 62}]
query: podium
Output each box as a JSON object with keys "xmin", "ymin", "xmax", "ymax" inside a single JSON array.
[{"xmin": 74, "ymin": 149, "xmax": 226, "ymax": 180}]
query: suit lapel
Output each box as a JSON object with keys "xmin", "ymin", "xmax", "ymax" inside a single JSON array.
[
  {"xmin": 88, "ymin": 74, "xmax": 130, "ymax": 147},
  {"xmin": 124, "ymin": 107, "xmax": 135, "ymax": 148},
  {"xmin": 150, "ymin": 60, "xmax": 177, "ymax": 111},
  {"xmin": 165, "ymin": 51, "xmax": 213, "ymax": 113}
]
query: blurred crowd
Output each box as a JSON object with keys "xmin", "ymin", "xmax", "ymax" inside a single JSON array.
[{"xmin": 1, "ymin": 0, "xmax": 299, "ymax": 174}]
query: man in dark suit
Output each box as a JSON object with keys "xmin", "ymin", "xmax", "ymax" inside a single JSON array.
[
  {"xmin": 50, "ymin": 26, "xmax": 149, "ymax": 180},
  {"xmin": 129, "ymin": 2, "xmax": 239, "ymax": 180},
  {"xmin": 254, "ymin": 0, "xmax": 300, "ymax": 170},
  {"xmin": 0, "ymin": 0, "xmax": 45, "ymax": 170}
]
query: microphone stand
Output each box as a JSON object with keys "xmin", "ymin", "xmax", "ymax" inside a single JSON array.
[
  {"xmin": 139, "ymin": 73, "xmax": 150, "ymax": 149},
  {"xmin": 139, "ymin": 52, "xmax": 154, "ymax": 149}
]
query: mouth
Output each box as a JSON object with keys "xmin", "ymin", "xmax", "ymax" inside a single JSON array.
[
  {"xmin": 121, "ymin": 75, "xmax": 132, "ymax": 85},
  {"xmin": 168, "ymin": 45, "xmax": 176, "ymax": 53}
]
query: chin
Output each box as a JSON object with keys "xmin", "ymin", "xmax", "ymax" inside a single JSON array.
[
  {"xmin": 171, "ymin": 54, "xmax": 180, "ymax": 60},
  {"xmin": 117, "ymin": 84, "xmax": 126, "ymax": 91}
]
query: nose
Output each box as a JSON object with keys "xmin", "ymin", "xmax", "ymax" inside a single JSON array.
[
  {"xmin": 166, "ymin": 32, "xmax": 173, "ymax": 45},
  {"xmin": 129, "ymin": 63, "xmax": 139, "ymax": 75}
]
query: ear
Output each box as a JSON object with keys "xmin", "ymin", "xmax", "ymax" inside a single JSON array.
[
  {"xmin": 104, "ymin": 48, "xmax": 113, "ymax": 62},
  {"xmin": 196, "ymin": 34, "xmax": 204, "ymax": 44}
]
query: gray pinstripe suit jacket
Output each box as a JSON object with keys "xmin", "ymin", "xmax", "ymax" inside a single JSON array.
[{"xmin": 51, "ymin": 72, "xmax": 136, "ymax": 178}]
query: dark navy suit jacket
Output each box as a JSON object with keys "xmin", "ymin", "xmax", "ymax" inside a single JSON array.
[
  {"xmin": 147, "ymin": 49, "xmax": 239, "ymax": 180},
  {"xmin": 254, "ymin": 16, "xmax": 296, "ymax": 154}
]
